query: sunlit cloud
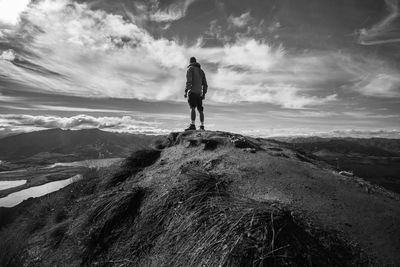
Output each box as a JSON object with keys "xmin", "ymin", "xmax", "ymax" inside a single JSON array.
[
  {"xmin": 0, "ymin": 49, "xmax": 16, "ymax": 61},
  {"xmin": 0, "ymin": 0, "xmax": 345, "ymax": 109},
  {"xmin": 0, "ymin": 0, "xmax": 31, "ymax": 25}
]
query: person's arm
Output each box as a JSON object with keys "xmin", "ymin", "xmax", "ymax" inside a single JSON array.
[
  {"xmin": 202, "ymin": 70, "xmax": 208, "ymax": 99},
  {"xmin": 185, "ymin": 67, "xmax": 193, "ymax": 97}
]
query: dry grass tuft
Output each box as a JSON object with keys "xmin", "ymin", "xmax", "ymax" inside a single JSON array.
[
  {"xmin": 104, "ymin": 149, "xmax": 161, "ymax": 188},
  {"xmin": 82, "ymin": 187, "xmax": 146, "ymax": 263},
  {"xmin": 103, "ymin": 170, "xmax": 361, "ymax": 267},
  {"xmin": 49, "ymin": 222, "xmax": 69, "ymax": 248}
]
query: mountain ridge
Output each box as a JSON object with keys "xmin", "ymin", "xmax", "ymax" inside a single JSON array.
[{"xmin": 0, "ymin": 128, "xmax": 159, "ymax": 163}]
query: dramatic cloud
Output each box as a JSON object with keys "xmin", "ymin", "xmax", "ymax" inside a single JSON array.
[
  {"xmin": 0, "ymin": 0, "xmax": 348, "ymax": 108},
  {"xmin": 358, "ymin": 0, "xmax": 400, "ymax": 45},
  {"xmin": 1, "ymin": 0, "xmax": 188, "ymax": 100},
  {"xmin": 0, "ymin": 0, "xmax": 399, "ymax": 138},
  {"xmin": 0, "ymin": 114, "xmax": 170, "ymax": 135}
]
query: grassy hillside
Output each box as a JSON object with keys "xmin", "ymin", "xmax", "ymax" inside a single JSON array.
[{"xmin": 1, "ymin": 131, "xmax": 400, "ymax": 266}]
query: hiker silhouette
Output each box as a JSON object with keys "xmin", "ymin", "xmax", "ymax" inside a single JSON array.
[{"xmin": 184, "ymin": 57, "xmax": 208, "ymax": 131}]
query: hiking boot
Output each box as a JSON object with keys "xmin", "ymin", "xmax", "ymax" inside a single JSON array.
[
  {"xmin": 185, "ymin": 124, "xmax": 196, "ymax": 131},
  {"xmin": 199, "ymin": 126, "xmax": 205, "ymax": 131}
]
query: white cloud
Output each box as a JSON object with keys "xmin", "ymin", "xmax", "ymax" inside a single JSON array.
[
  {"xmin": 355, "ymin": 73, "xmax": 400, "ymax": 97},
  {"xmin": 228, "ymin": 12, "xmax": 253, "ymax": 28},
  {"xmin": 211, "ymin": 73, "xmax": 337, "ymax": 108},
  {"xmin": 0, "ymin": 0, "xmax": 31, "ymax": 25},
  {"xmin": 220, "ymin": 39, "xmax": 285, "ymax": 71},
  {"xmin": 32, "ymin": 105, "xmax": 130, "ymax": 113},
  {"xmin": 342, "ymin": 111, "xmax": 400, "ymax": 119},
  {"xmin": 0, "ymin": 93, "xmax": 23, "ymax": 103},
  {"xmin": 242, "ymin": 128, "xmax": 400, "ymax": 139},
  {"xmin": 2, "ymin": 0, "xmax": 188, "ymax": 100},
  {"xmin": 1, "ymin": 0, "xmax": 398, "ymax": 110},
  {"xmin": 150, "ymin": 0, "xmax": 197, "ymax": 22},
  {"xmin": 0, "ymin": 114, "xmax": 169, "ymax": 134},
  {"xmin": 337, "ymin": 54, "xmax": 400, "ymax": 97},
  {"xmin": 0, "ymin": 49, "xmax": 16, "ymax": 61}
]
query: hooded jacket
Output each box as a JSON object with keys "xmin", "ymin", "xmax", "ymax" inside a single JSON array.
[{"xmin": 185, "ymin": 62, "xmax": 208, "ymax": 95}]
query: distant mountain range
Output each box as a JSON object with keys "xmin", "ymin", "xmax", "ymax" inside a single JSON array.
[
  {"xmin": 0, "ymin": 128, "xmax": 160, "ymax": 165},
  {"xmin": 274, "ymin": 136, "xmax": 400, "ymax": 156}
]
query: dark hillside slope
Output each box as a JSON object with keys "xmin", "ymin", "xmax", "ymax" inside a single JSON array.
[
  {"xmin": 271, "ymin": 137, "xmax": 400, "ymax": 194},
  {"xmin": 0, "ymin": 128, "xmax": 158, "ymax": 161},
  {"xmin": 1, "ymin": 131, "xmax": 399, "ymax": 266},
  {"xmin": 278, "ymin": 136, "xmax": 400, "ymax": 155}
]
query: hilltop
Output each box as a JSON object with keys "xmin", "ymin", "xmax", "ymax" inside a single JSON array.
[{"xmin": 1, "ymin": 131, "xmax": 399, "ymax": 266}]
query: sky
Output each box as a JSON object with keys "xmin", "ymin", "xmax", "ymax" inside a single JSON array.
[{"xmin": 0, "ymin": 0, "xmax": 399, "ymax": 138}]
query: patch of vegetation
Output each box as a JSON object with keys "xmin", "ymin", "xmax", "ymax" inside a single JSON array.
[
  {"xmin": 49, "ymin": 222, "xmax": 69, "ymax": 248},
  {"xmin": 54, "ymin": 209, "xmax": 68, "ymax": 223},
  {"xmin": 100, "ymin": 170, "xmax": 363, "ymax": 266},
  {"xmin": 0, "ymin": 225, "xmax": 28, "ymax": 267},
  {"xmin": 25, "ymin": 196, "xmax": 53, "ymax": 234},
  {"xmin": 68, "ymin": 168, "xmax": 100, "ymax": 198},
  {"xmin": 82, "ymin": 187, "xmax": 146, "ymax": 264},
  {"xmin": 202, "ymin": 137, "xmax": 225, "ymax": 151},
  {"xmin": 154, "ymin": 132, "xmax": 180, "ymax": 149},
  {"xmin": 104, "ymin": 149, "xmax": 161, "ymax": 188}
]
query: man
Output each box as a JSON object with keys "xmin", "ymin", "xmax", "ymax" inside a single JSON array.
[{"xmin": 184, "ymin": 57, "xmax": 208, "ymax": 131}]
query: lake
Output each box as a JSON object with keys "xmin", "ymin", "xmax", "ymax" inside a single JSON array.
[
  {"xmin": 0, "ymin": 180, "xmax": 27, "ymax": 190},
  {"xmin": 0, "ymin": 175, "xmax": 82, "ymax": 208}
]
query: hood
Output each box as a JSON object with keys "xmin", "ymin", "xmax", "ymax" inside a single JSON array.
[{"xmin": 188, "ymin": 62, "xmax": 201, "ymax": 68}]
